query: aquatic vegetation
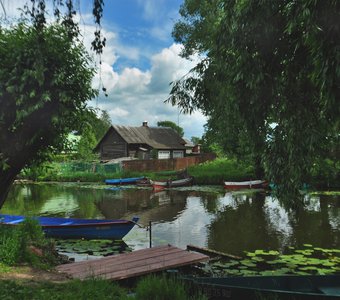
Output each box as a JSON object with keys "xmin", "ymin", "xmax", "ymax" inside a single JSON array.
[
  {"xmin": 55, "ymin": 239, "xmax": 132, "ymax": 258},
  {"xmin": 209, "ymin": 245, "xmax": 340, "ymax": 276}
]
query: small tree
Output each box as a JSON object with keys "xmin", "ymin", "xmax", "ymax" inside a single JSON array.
[
  {"xmin": 157, "ymin": 120, "xmax": 184, "ymax": 137},
  {"xmin": 76, "ymin": 126, "xmax": 98, "ymax": 160}
]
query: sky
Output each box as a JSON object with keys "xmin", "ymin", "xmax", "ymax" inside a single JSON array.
[
  {"xmin": 1, "ymin": 0, "xmax": 207, "ymax": 139},
  {"xmin": 79, "ymin": 0, "xmax": 207, "ymax": 139}
]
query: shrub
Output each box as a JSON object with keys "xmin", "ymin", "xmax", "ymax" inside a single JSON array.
[
  {"xmin": 135, "ymin": 275, "xmax": 207, "ymax": 300},
  {"xmin": 0, "ymin": 218, "xmax": 58, "ymax": 268}
]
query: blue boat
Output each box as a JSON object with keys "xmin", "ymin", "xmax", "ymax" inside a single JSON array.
[
  {"xmin": 0, "ymin": 214, "xmax": 139, "ymax": 240},
  {"xmin": 105, "ymin": 176, "xmax": 146, "ymax": 185}
]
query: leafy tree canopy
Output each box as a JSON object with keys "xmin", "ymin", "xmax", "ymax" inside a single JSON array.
[
  {"xmin": 78, "ymin": 108, "xmax": 112, "ymax": 141},
  {"xmin": 157, "ymin": 120, "xmax": 184, "ymax": 137},
  {"xmin": 0, "ymin": 23, "xmax": 96, "ymax": 208},
  {"xmin": 1, "ymin": 0, "xmax": 105, "ymax": 54},
  {"xmin": 168, "ymin": 0, "xmax": 340, "ymax": 208}
]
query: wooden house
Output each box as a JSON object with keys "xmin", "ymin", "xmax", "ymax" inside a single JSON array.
[{"xmin": 94, "ymin": 122, "xmax": 187, "ymax": 161}]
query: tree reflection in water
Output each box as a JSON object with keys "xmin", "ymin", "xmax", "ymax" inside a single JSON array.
[{"xmin": 3, "ymin": 183, "xmax": 340, "ymax": 255}]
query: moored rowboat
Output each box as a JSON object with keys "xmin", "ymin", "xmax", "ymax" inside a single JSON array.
[
  {"xmin": 105, "ymin": 176, "xmax": 145, "ymax": 185},
  {"xmin": 224, "ymin": 180, "xmax": 268, "ymax": 190},
  {"xmin": 184, "ymin": 275, "xmax": 340, "ymax": 299},
  {"xmin": 152, "ymin": 177, "xmax": 193, "ymax": 190},
  {"xmin": 0, "ymin": 214, "xmax": 139, "ymax": 240}
]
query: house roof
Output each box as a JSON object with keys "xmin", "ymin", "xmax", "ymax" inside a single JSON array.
[
  {"xmin": 95, "ymin": 125, "xmax": 186, "ymax": 150},
  {"xmin": 183, "ymin": 138, "xmax": 195, "ymax": 148}
]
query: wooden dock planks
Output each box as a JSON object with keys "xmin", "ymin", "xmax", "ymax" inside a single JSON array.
[{"xmin": 56, "ymin": 245, "xmax": 209, "ymax": 280}]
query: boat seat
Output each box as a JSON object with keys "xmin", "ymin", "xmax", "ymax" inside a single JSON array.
[{"xmin": 8, "ymin": 219, "xmax": 23, "ymax": 224}]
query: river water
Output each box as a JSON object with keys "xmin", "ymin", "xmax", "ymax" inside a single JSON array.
[{"xmin": 2, "ymin": 183, "xmax": 339, "ymax": 257}]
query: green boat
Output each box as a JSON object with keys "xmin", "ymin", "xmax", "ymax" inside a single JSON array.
[{"xmin": 184, "ymin": 275, "xmax": 340, "ymax": 299}]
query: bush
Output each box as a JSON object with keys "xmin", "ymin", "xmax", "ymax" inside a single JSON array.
[
  {"xmin": 0, "ymin": 218, "xmax": 57, "ymax": 268},
  {"xmin": 0, "ymin": 278, "xmax": 128, "ymax": 300},
  {"xmin": 135, "ymin": 275, "xmax": 207, "ymax": 300},
  {"xmin": 188, "ymin": 158, "xmax": 255, "ymax": 185}
]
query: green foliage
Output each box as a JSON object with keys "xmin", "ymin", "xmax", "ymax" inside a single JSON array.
[
  {"xmin": 209, "ymin": 245, "xmax": 340, "ymax": 277},
  {"xmin": 157, "ymin": 120, "xmax": 185, "ymax": 137},
  {"xmin": 78, "ymin": 108, "xmax": 112, "ymax": 141},
  {"xmin": 76, "ymin": 126, "xmax": 98, "ymax": 161},
  {"xmin": 311, "ymin": 158, "xmax": 340, "ymax": 189},
  {"xmin": 135, "ymin": 275, "xmax": 207, "ymax": 300},
  {"xmin": 0, "ymin": 218, "xmax": 56, "ymax": 268},
  {"xmin": 0, "ymin": 22, "xmax": 97, "ymax": 208},
  {"xmin": 188, "ymin": 158, "xmax": 255, "ymax": 185},
  {"xmin": 169, "ymin": 0, "xmax": 340, "ymax": 207},
  {"xmin": 0, "ymin": 278, "xmax": 128, "ymax": 300}
]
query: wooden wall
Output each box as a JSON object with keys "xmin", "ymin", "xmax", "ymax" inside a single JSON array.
[
  {"xmin": 121, "ymin": 153, "xmax": 216, "ymax": 172},
  {"xmin": 99, "ymin": 129, "xmax": 127, "ymax": 160}
]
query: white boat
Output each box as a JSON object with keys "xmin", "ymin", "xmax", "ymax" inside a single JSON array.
[{"xmin": 224, "ymin": 180, "xmax": 268, "ymax": 190}]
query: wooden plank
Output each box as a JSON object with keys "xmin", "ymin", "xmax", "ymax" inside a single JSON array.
[
  {"xmin": 70, "ymin": 250, "xmax": 202, "ymax": 279},
  {"xmin": 57, "ymin": 245, "xmax": 181, "ymax": 272},
  {"xmin": 56, "ymin": 245, "xmax": 209, "ymax": 281},
  {"xmin": 59, "ymin": 246, "xmax": 185, "ymax": 276},
  {"xmin": 187, "ymin": 244, "xmax": 242, "ymax": 260}
]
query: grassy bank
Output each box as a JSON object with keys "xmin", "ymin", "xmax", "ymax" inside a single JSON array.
[
  {"xmin": 188, "ymin": 158, "xmax": 254, "ymax": 185},
  {"xmin": 20, "ymin": 158, "xmax": 254, "ymax": 185},
  {"xmin": 20, "ymin": 156, "xmax": 339, "ymax": 189}
]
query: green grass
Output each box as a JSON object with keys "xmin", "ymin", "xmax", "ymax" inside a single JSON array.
[
  {"xmin": 0, "ymin": 278, "xmax": 129, "ymax": 300},
  {"xmin": 0, "ymin": 218, "xmax": 59, "ymax": 268},
  {"xmin": 20, "ymin": 158, "xmax": 255, "ymax": 186},
  {"xmin": 0, "ymin": 276, "xmax": 208, "ymax": 299},
  {"xmin": 188, "ymin": 158, "xmax": 255, "ymax": 185},
  {"xmin": 134, "ymin": 275, "xmax": 207, "ymax": 300}
]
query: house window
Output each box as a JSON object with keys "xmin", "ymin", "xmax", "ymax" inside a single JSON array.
[
  {"xmin": 158, "ymin": 150, "xmax": 170, "ymax": 159},
  {"xmin": 173, "ymin": 151, "xmax": 184, "ymax": 158}
]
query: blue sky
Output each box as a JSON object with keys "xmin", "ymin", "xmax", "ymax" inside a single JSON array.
[
  {"xmin": 80, "ymin": 0, "xmax": 206, "ymax": 139},
  {"xmin": 3, "ymin": 0, "xmax": 207, "ymax": 139}
]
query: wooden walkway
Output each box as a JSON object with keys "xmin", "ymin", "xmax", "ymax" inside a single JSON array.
[{"xmin": 56, "ymin": 245, "xmax": 209, "ymax": 281}]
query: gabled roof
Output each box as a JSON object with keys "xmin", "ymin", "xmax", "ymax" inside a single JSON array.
[
  {"xmin": 183, "ymin": 138, "xmax": 195, "ymax": 148},
  {"xmin": 95, "ymin": 125, "xmax": 186, "ymax": 150}
]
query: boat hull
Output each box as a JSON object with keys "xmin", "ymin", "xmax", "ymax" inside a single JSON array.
[
  {"xmin": 184, "ymin": 275, "xmax": 340, "ymax": 299},
  {"xmin": 0, "ymin": 214, "xmax": 139, "ymax": 240},
  {"xmin": 224, "ymin": 180, "xmax": 268, "ymax": 190},
  {"xmin": 152, "ymin": 177, "xmax": 193, "ymax": 190},
  {"xmin": 105, "ymin": 177, "xmax": 145, "ymax": 185}
]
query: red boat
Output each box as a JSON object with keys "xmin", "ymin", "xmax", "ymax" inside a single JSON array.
[
  {"xmin": 152, "ymin": 177, "xmax": 193, "ymax": 190},
  {"xmin": 224, "ymin": 180, "xmax": 268, "ymax": 190}
]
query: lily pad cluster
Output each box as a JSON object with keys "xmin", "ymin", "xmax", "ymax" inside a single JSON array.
[
  {"xmin": 208, "ymin": 245, "xmax": 340, "ymax": 277},
  {"xmin": 55, "ymin": 239, "xmax": 132, "ymax": 257}
]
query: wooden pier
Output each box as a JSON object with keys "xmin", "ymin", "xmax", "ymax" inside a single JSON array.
[{"xmin": 56, "ymin": 245, "xmax": 209, "ymax": 281}]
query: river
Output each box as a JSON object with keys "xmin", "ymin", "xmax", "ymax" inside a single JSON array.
[{"xmin": 2, "ymin": 183, "xmax": 339, "ymax": 258}]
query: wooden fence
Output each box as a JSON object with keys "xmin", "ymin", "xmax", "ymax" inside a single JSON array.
[{"xmin": 122, "ymin": 153, "xmax": 216, "ymax": 172}]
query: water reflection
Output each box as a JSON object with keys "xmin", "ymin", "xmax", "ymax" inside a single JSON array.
[{"xmin": 2, "ymin": 183, "xmax": 340, "ymax": 256}]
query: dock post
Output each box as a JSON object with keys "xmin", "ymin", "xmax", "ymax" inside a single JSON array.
[{"xmin": 149, "ymin": 220, "xmax": 152, "ymax": 248}]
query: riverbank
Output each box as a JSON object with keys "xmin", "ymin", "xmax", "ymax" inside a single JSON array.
[{"xmin": 20, "ymin": 157, "xmax": 339, "ymax": 190}]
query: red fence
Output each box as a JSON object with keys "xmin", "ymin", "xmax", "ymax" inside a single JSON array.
[{"xmin": 122, "ymin": 153, "xmax": 216, "ymax": 172}]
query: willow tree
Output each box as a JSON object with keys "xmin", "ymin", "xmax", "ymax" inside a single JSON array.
[
  {"xmin": 168, "ymin": 0, "xmax": 339, "ymax": 207},
  {"xmin": 0, "ymin": 1, "xmax": 105, "ymax": 209},
  {"xmin": 0, "ymin": 24, "xmax": 96, "ymax": 208}
]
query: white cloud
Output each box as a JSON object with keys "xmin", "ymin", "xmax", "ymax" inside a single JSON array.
[
  {"xmin": 1, "ymin": 1, "xmax": 207, "ymax": 138},
  {"xmin": 90, "ymin": 40, "xmax": 206, "ymax": 138},
  {"xmin": 116, "ymin": 68, "xmax": 151, "ymax": 93}
]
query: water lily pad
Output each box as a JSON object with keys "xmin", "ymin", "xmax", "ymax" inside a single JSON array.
[{"xmin": 240, "ymin": 260, "xmax": 257, "ymax": 267}]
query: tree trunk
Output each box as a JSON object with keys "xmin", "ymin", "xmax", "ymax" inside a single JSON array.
[
  {"xmin": 254, "ymin": 155, "xmax": 265, "ymax": 179},
  {"xmin": 0, "ymin": 168, "xmax": 20, "ymax": 209}
]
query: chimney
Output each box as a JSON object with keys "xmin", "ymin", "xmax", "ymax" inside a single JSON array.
[{"xmin": 142, "ymin": 121, "xmax": 148, "ymax": 127}]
